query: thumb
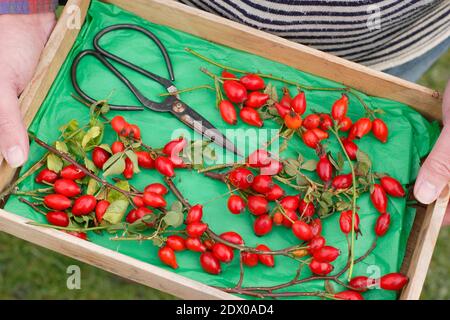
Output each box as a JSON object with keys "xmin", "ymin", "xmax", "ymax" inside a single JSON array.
[
  {"xmin": 0, "ymin": 83, "xmax": 29, "ymax": 168},
  {"xmin": 414, "ymin": 82, "xmax": 450, "ymax": 204}
]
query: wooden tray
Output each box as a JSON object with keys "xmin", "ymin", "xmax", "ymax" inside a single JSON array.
[{"xmin": 0, "ymin": 0, "xmax": 448, "ymax": 300}]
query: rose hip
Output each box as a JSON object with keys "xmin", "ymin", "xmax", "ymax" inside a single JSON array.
[
  {"xmin": 253, "ymin": 214, "xmax": 273, "ymax": 236},
  {"xmin": 319, "ymin": 113, "xmax": 333, "ymax": 130},
  {"xmin": 309, "ymin": 259, "xmax": 333, "ymax": 275},
  {"xmin": 339, "ymin": 117, "xmax": 352, "ymax": 132},
  {"xmin": 219, "ymin": 100, "xmax": 237, "ymax": 125},
  {"xmin": 240, "ymin": 74, "xmax": 265, "ymax": 91},
  {"xmin": 280, "ymin": 195, "xmax": 300, "ymax": 211},
  {"xmin": 44, "ymin": 194, "xmax": 72, "ymax": 211},
  {"xmin": 292, "ymin": 220, "xmax": 313, "ymax": 241},
  {"xmin": 308, "ymin": 236, "xmax": 326, "ymax": 253},
  {"xmin": 298, "ymin": 199, "xmax": 315, "ymax": 217},
  {"xmin": 95, "ymin": 200, "xmax": 110, "ymax": 223},
  {"xmin": 72, "ymin": 195, "xmax": 97, "ymax": 216},
  {"xmin": 92, "ymin": 147, "xmax": 111, "ymax": 169},
  {"xmin": 372, "ymin": 118, "xmax": 388, "ymax": 143},
  {"xmin": 242, "ymin": 251, "xmax": 259, "ymax": 267},
  {"xmin": 186, "ymin": 238, "xmax": 207, "ymax": 252},
  {"xmin": 316, "ymin": 155, "xmax": 333, "ymax": 182},
  {"xmin": 166, "ymin": 235, "xmax": 186, "ymax": 251},
  {"xmin": 273, "ymin": 212, "xmax": 284, "ymax": 225},
  {"xmin": 312, "ymin": 246, "xmax": 340, "ymax": 263},
  {"xmin": 212, "ymin": 243, "xmax": 234, "ymax": 263},
  {"xmin": 331, "ymin": 173, "xmax": 353, "ymax": 190},
  {"xmin": 331, "ymin": 94, "xmax": 348, "ymax": 121},
  {"xmin": 380, "ymin": 176, "xmax": 405, "ymax": 197},
  {"xmin": 54, "ymin": 179, "xmax": 81, "ymax": 198},
  {"xmin": 334, "ymin": 290, "xmax": 364, "ymax": 300},
  {"xmin": 284, "ymin": 111, "xmax": 302, "ymax": 129},
  {"xmin": 380, "ymin": 273, "xmax": 408, "ymax": 291},
  {"xmin": 339, "ymin": 210, "xmax": 360, "ymax": 234},
  {"xmin": 280, "ymin": 88, "xmax": 292, "ymax": 108},
  {"xmin": 123, "ymin": 157, "xmax": 134, "ymax": 180},
  {"xmin": 223, "ymin": 80, "xmax": 247, "ymax": 103},
  {"xmin": 256, "ymin": 244, "xmax": 275, "ymax": 267},
  {"xmin": 155, "ymin": 156, "xmax": 175, "ymax": 177},
  {"xmin": 228, "ymin": 168, "xmax": 254, "ymax": 189},
  {"xmin": 291, "ymin": 91, "xmax": 306, "ymax": 115},
  {"xmin": 247, "ymin": 195, "xmax": 269, "ymax": 215},
  {"xmin": 227, "ymin": 195, "xmax": 246, "ymax": 214},
  {"xmin": 282, "ymin": 209, "xmax": 298, "ymax": 228},
  {"xmin": 274, "ymin": 102, "xmax": 290, "ymax": 118},
  {"xmin": 185, "ymin": 204, "xmax": 203, "ymax": 224},
  {"xmin": 342, "ymin": 138, "xmax": 358, "ymax": 160},
  {"xmin": 143, "ymin": 191, "xmax": 166, "ymax": 208},
  {"xmin": 158, "ymin": 246, "xmax": 178, "ymax": 269},
  {"xmin": 60, "ymin": 165, "xmax": 85, "ymax": 180},
  {"xmin": 240, "ymin": 107, "xmax": 263, "ymax": 127},
  {"xmin": 186, "ymin": 222, "xmax": 208, "ymax": 238},
  {"xmin": 303, "ymin": 114, "xmax": 321, "ymax": 129},
  {"xmin": 245, "ymin": 92, "xmax": 269, "ymax": 109},
  {"xmin": 144, "ymin": 183, "xmax": 168, "ymax": 196},
  {"xmin": 349, "ymin": 117, "xmax": 372, "ymax": 140},
  {"xmin": 246, "ymin": 149, "xmax": 271, "ymax": 168},
  {"xmin": 135, "ymin": 151, "xmax": 154, "ymax": 169},
  {"xmin": 111, "ymin": 115, "xmax": 127, "ymax": 133},
  {"xmin": 370, "ymin": 184, "xmax": 388, "ymax": 213},
  {"xmin": 310, "ymin": 218, "xmax": 322, "ymax": 236},
  {"xmin": 35, "ymin": 169, "xmax": 58, "ymax": 184},
  {"xmin": 260, "ymin": 160, "xmax": 283, "ymax": 175},
  {"xmin": 349, "ymin": 276, "xmax": 374, "ymax": 292},
  {"xmin": 220, "ymin": 231, "xmax": 244, "ymax": 245},
  {"xmin": 111, "ymin": 141, "xmax": 125, "ymax": 154},
  {"xmin": 302, "ymin": 130, "xmax": 320, "ymax": 149},
  {"xmin": 46, "ymin": 211, "xmax": 69, "ymax": 227},
  {"xmin": 265, "ymin": 184, "xmax": 285, "ymax": 201},
  {"xmin": 200, "ymin": 252, "xmax": 222, "ymax": 274},
  {"xmin": 375, "ymin": 213, "xmax": 391, "ymax": 237},
  {"xmin": 251, "ymin": 175, "xmax": 274, "ymax": 194}
]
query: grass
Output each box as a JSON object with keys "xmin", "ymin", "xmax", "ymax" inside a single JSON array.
[{"xmin": 0, "ymin": 50, "xmax": 448, "ymax": 300}]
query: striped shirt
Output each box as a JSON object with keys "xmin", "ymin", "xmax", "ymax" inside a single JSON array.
[
  {"xmin": 178, "ymin": 0, "xmax": 450, "ymax": 70},
  {"xmin": 0, "ymin": 0, "xmax": 58, "ymax": 13}
]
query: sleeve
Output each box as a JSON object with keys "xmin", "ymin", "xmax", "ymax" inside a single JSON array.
[{"xmin": 0, "ymin": 0, "xmax": 59, "ymax": 14}]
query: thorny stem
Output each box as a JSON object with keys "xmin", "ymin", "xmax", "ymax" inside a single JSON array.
[
  {"xmin": 186, "ymin": 48, "xmax": 375, "ymax": 115},
  {"xmin": 30, "ymin": 134, "xmax": 140, "ymax": 199},
  {"xmin": 330, "ymin": 126, "xmax": 358, "ymax": 280},
  {"xmin": 159, "ymin": 85, "xmax": 215, "ymax": 97}
]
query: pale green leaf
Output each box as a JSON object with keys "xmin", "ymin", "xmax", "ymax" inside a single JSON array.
[
  {"xmin": 125, "ymin": 150, "xmax": 140, "ymax": 174},
  {"xmin": 163, "ymin": 211, "xmax": 184, "ymax": 228},
  {"xmin": 102, "ymin": 200, "xmax": 129, "ymax": 225},
  {"xmin": 81, "ymin": 126, "xmax": 101, "ymax": 149},
  {"xmin": 47, "ymin": 154, "xmax": 63, "ymax": 173}
]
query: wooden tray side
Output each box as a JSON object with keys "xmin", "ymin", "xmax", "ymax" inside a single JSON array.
[
  {"xmin": 104, "ymin": 0, "xmax": 442, "ymax": 120},
  {"xmin": 0, "ymin": 0, "xmax": 91, "ymax": 193},
  {"xmin": 400, "ymin": 185, "xmax": 450, "ymax": 300},
  {"xmin": 0, "ymin": 209, "xmax": 237, "ymax": 300},
  {"xmin": 0, "ymin": 0, "xmax": 447, "ymax": 301}
]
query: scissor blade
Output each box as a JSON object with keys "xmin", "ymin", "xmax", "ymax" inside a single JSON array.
[{"xmin": 170, "ymin": 100, "xmax": 243, "ymax": 157}]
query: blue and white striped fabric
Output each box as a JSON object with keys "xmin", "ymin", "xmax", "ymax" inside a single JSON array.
[{"xmin": 178, "ymin": 0, "xmax": 450, "ymax": 70}]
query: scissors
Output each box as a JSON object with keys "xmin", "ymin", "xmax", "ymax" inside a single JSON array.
[{"xmin": 71, "ymin": 24, "xmax": 241, "ymax": 156}]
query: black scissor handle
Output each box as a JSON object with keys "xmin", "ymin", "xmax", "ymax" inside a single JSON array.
[
  {"xmin": 71, "ymin": 49, "xmax": 162, "ymax": 111},
  {"xmin": 93, "ymin": 24, "xmax": 175, "ymax": 88}
]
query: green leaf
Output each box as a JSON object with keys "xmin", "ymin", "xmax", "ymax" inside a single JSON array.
[
  {"xmin": 321, "ymin": 191, "xmax": 334, "ymax": 206},
  {"xmin": 102, "ymin": 200, "xmax": 129, "ymax": 225},
  {"xmin": 102, "ymin": 152, "xmax": 125, "ymax": 177},
  {"xmin": 152, "ymin": 237, "xmax": 164, "ymax": 247},
  {"xmin": 81, "ymin": 126, "xmax": 101, "ymax": 149},
  {"xmin": 171, "ymin": 200, "xmax": 183, "ymax": 213},
  {"xmin": 163, "ymin": 211, "xmax": 184, "ymax": 228},
  {"xmin": 284, "ymin": 158, "xmax": 299, "ymax": 177},
  {"xmin": 59, "ymin": 119, "xmax": 79, "ymax": 135},
  {"xmin": 300, "ymin": 159, "xmax": 317, "ymax": 172},
  {"xmin": 107, "ymin": 180, "xmax": 130, "ymax": 203},
  {"xmin": 202, "ymin": 145, "xmax": 217, "ymax": 161},
  {"xmin": 47, "ymin": 154, "xmax": 63, "ymax": 173},
  {"xmin": 98, "ymin": 144, "xmax": 112, "ymax": 154},
  {"xmin": 337, "ymin": 152, "xmax": 345, "ymax": 170},
  {"xmin": 335, "ymin": 201, "xmax": 351, "ymax": 211},
  {"xmin": 84, "ymin": 157, "xmax": 97, "ymax": 173},
  {"xmin": 125, "ymin": 150, "xmax": 140, "ymax": 174},
  {"xmin": 356, "ymin": 149, "xmax": 372, "ymax": 169},
  {"xmin": 86, "ymin": 178, "xmax": 100, "ymax": 195},
  {"xmin": 55, "ymin": 141, "xmax": 69, "ymax": 153},
  {"xmin": 296, "ymin": 174, "xmax": 309, "ymax": 186}
]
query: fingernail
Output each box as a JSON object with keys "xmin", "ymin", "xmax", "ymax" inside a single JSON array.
[
  {"xmin": 415, "ymin": 180, "xmax": 438, "ymax": 204},
  {"xmin": 4, "ymin": 146, "xmax": 25, "ymax": 168}
]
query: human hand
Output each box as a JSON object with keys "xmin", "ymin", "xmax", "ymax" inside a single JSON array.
[
  {"xmin": 414, "ymin": 80, "xmax": 450, "ymax": 225},
  {"xmin": 0, "ymin": 13, "xmax": 55, "ymax": 168}
]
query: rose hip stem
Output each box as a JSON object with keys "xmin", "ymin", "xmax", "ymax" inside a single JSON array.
[
  {"xmin": 163, "ymin": 177, "xmax": 302, "ymax": 256},
  {"xmin": 29, "ymin": 134, "xmax": 140, "ymax": 198},
  {"xmin": 185, "ymin": 48, "xmax": 375, "ymax": 117},
  {"xmin": 329, "ymin": 126, "xmax": 358, "ymax": 280}
]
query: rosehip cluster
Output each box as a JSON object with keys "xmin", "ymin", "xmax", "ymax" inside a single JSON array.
[{"xmin": 219, "ymin": 71, "xmax": 268, "ymax": 127}]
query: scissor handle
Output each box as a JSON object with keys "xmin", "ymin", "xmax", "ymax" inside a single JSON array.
[
  {"xmin": 93, "ymin": 24, "xmax": 175, "ymax": 88},
  {"xmin": 71, "ymin": 49, "xmax": 161, "ymax": 111}
]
